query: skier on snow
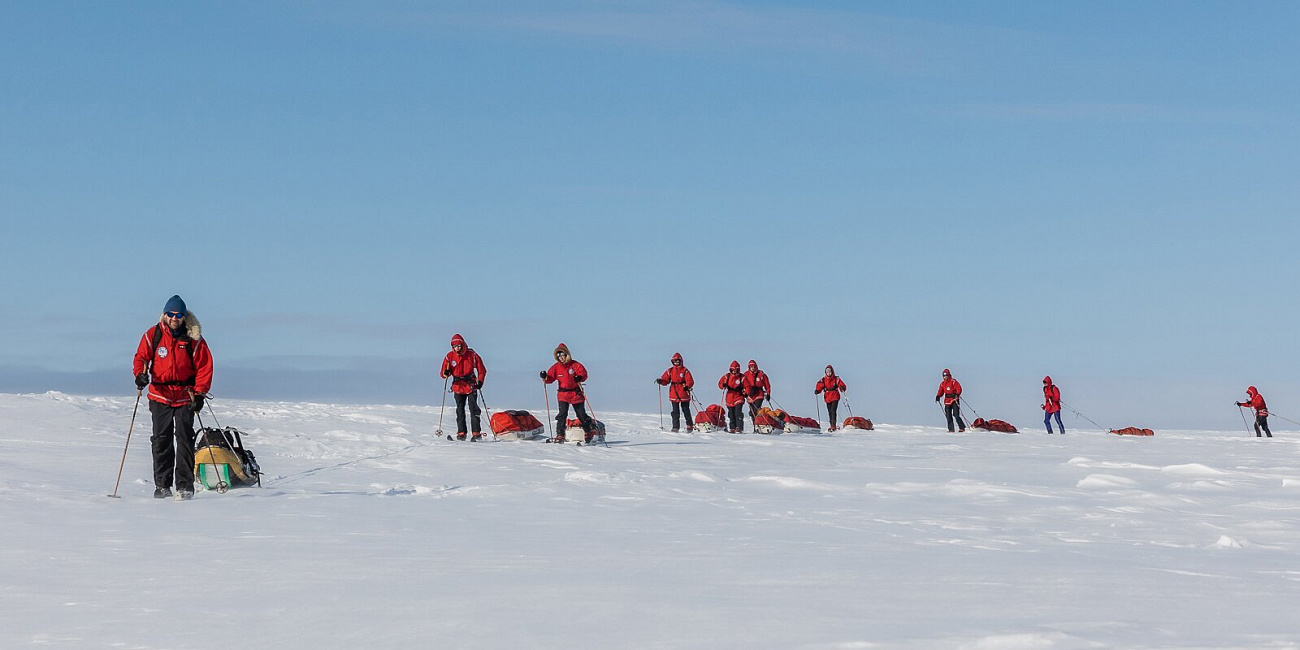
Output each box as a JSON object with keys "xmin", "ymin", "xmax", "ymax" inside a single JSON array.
[
  {"xmin": 815, "ymin": 365, "xmax": 847, "ymax": 431},
  {"xmin": 1236, "ymin": 386, "xmax": 1273, "ymax": 438},
  {"xmin": 655, "ymin": 352, "xmax": 695, "ymax": 432},
  {"xmin": 935, "ymin": 368, "xmax": 966, "ymax": 433},
  {"xmin": 718, "ymin": 361, "xmax": 746, "ymax": 433},
  {"xmin": 440, "ymin": 333, "xmax": 487, "ymax": 441},
  {"xmin": 132, "ymin": 295, "xmax": 213, "ymax": 500},
  {"xmin": 540, "ymin": 343, "xmax": 596, "ymax": 442},
  {"xmin": 1042, "ymin": 376, "xmax": 1064, "ymax": 434},
  {"xmin": 742, "ymin": 360, "xmax": 771, "ymax": 433}
]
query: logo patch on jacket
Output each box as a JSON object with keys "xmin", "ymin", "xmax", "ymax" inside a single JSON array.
[{"xmin": 157, "ymin": 346, "xmax": 169, "ymax": 358}]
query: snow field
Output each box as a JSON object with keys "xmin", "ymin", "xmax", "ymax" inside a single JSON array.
[{"xmin": 2, "ymin": 392, "xmax": 1299, "ymax": 649}]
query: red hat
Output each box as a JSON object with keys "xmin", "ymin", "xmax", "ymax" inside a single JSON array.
[{"xmin": 450, "ymin": 333, "xmax": 466, "ymax": 348}]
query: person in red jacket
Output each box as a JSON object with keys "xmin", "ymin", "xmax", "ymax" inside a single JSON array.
[
  {"xmin": 655, "ymin": 352, "xmax": 695, "ymax": 432},
  {"xmin": 1236, "ymin": 386, "xmax": 1273, "ymax": 438},
  {"xmin": 815, "ymin": 365, "xmax": 847, "ymax": 431},
  {"xmin": 131, "ymin": 295, "xmax": 213, "ymax": 500},
  {"xmin": 540, "ymin": 343, "xmax": 595, "ymax": 442},
  {"xmin": 1042, "ymin": 376, "xmax": 1064, "ymax": 434},
  {"xmin": 742, "ymin": 359, "xmax": 771, "ymax": 432},
  {"xmin": 440, "ymin": 333, "xmax": 487, "ymax": 441},
  {"xmin": 934, "ymin": 368, "xmax": 966, "ymax": 433},
  {"xmin": 718, "ymin": 361, "xmax": 746, "ymax": 433}
]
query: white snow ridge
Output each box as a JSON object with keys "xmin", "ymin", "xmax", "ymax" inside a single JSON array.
[{"xmin": 2, "ymin": 393, "xmax": 1299, "ymax": 648}]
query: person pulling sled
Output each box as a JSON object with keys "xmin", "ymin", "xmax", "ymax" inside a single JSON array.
[
  {"xmin": 1042, "ymin": 376, "xmax": 1064, "ymax": 434},
  {"xmin": 718, "ymin": 361, "xmax": 746, "ymax": 433},
  {"xmin": 132, "ymin": 295, "xmax": 213, "ymax": 500},
  {"xmin": 935, "ymin": 368, "xmax": 965, "ymax": 433},
  {"xmin": 440, "ymin": 333, "xmax": 487, "ymax": 441},
  {"xmin": 743, "ymin": 360, "xmax": 771, "ymax": 433},
  {"xmin": 655, "ymin": 352, "xmax": 695, "ymax": 432},
  {"xmin": 541, "ymin": 343, "xmax": 596, "ymax": 443},
  {"xmin": 815, "ymin": 365, "xmax": 847, "ymax": 431},
  {"xmin": 1236, "ymin": 386, "xmax": 1273, "ymax": 437}
]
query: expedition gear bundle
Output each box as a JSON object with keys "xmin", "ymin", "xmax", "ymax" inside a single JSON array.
[
  {"xmin": 192, "ymin": 426, "xmax": 262, "ymax": 491},
  {"xmin": 564, "ymin": 418, "xmax": 607, "ymax": 444},
  {"xmin": 971, "ymin": 418, "xmax": 1018, "ymax": 433},
  {"xmin": 782, "ymin": 413, "xmax": 821, "ymax": 433},
  {"xmin": 490, "ymin": 410, "xmax": 546, "ymax": 439},
  {"xmin": 694, "ymin": 404, "xmax": 727, "ymax": 431},
  {"xmin": 1109, "ymin": 427, "xmax": 1155, "ymax": 436},
  {"xmin": 841, "ymin": 416, "xmax": 873, "ymax": 431}
]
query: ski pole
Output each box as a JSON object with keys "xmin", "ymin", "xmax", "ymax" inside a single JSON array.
[
  {"xmin": 843, "ymin": 395, "xmax": 855, "ymax": 418},
  {"xmin": 1238, "ymin": 405, "xmax": 1254, "ymax": 437},
  {"xmin": 658, "ymin": 384, "xmax": 664, "ymax": 431},
  {"xmin": 435, "ymin": 376, "xmax": 449, "ymax": 437},
  {"xmin": 193, "ymin": 409, "xmax": 231, "ymax": 493},
  {"xmin": 107, "ymin": 389, "xmax": 144, "ymax": 498},
  {"xmin": 477, "ymin": 387, "xmax": 492, "ymax": 440},
  {"xmin": 542, "ymin": 377, "xmax": 553, "ymax": 440},
  {"xmin": 815, "ymin": 396, "xmax": 822, "ymax": 428}
]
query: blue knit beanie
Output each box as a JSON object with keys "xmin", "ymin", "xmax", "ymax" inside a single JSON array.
[{"xmin": 163, "ymin": 295, "xmax": 187, "ymax": 315}]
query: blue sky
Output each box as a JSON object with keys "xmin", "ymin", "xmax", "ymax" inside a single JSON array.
[{"xmin": 1, "ymin": 1, "xmax": 1296, "ymax": 429}]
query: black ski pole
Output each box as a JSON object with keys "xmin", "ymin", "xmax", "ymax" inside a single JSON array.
[
  {"xmin": 107, "ymin": 389, "xmax": 143, "ymax": 498},
  {"xmin": 658, "ymin": 384, "xmax": 664, "ymax": 431},
  {"xmin": 542, "ymin": 377, "xmax": 554, "ymax": 441},
  {"xmin": 435, "ymin": 376, "xmax": 449, "ymax": 438}
]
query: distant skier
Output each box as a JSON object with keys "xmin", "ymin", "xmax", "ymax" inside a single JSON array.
[
  {"xmin": 655, "ymin": 352, "xmax": 695, "ymax": 432},
  {"xmin": 440, "ymin": 333, "xmax": 487, "ymax": 441},
  {"xmin": 540, "ymin": 343, "xmax": 595, "ymax": 442},
  {"xmin": 1042, "ymin": 376, "xmax": 1064, "ymax": 434},
  {"xmin": 935, "ymin": 368, "xmax": 966, "ymax": 433},
  {"xmin": 132, "ymin": 295, "xmax": 213, "ymax": 500},
  {"xmin": 743, "ymin": 359, "xmax": 771, "ymax": 432},
  {"xmin": 1236, "ymin": 386, "xmax": 1273, "ymax": 438},
  {"xmin": 815, "ymin": 365, "xmax": 847, "ymax": 431},
  {"xmin": 718, "ymin": 361, "xmax": 746, "ymax": 433}
]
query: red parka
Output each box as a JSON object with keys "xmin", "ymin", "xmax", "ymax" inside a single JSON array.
[
  {"xmin": 1042, "ymin": 376, "xmax": 1061, "ymax": 413},
  {"xmin": 132, "ymin": 317, "xmax": 213, "ymax": 407},
  {"xmin": 1238, "ymin": 386, "xmax": 1268, "ymax": 415},
  {"xmin": 543, "ymin": 343, "xmax": 588, "ymax": 405},
  {"xmin": 657, "ymin": 353, "xmax": 695, "ymax": 402},
  {"xmin": 742, "ymin": 360, "xmax": 770, "ymax": 404},
  {"xmin": 440, "ymin": 333, "xmax": 486, "ymax": 395},
  {"xmin": 718, "ymin": 362, "xmax": 746, "ymax": 407},
  {"xmin": 815, "ymin": 365, "xmax": 846, "ymax": 403},
  {"xmin": 936, "ymin": 370, "xmax": 962, "ymax": 406}
]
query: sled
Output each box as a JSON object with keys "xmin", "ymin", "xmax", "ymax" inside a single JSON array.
[
  {"xmin": 193, "ymin": 427, "xmax": 261, "ymax": 491},
  {"xmin": 1110, "ymin": 427, "xmax": 1155, "ymax": 437},
  {"xmin": 753, "ymin": 413, "xmax": 783, "ymax": 434},
  {"xmin": 783, "ymin": 414, "xmax": 822, "ymax": 433},
  {"xmin": 841, "ymin": 417, "xmax": 873, "ymax": 431},
  {"xmin": 563, "ymin": 418, "xmax": 608, "ymax": 445},
  {"xmin": 490, "ymin": 410, "xmax": 546, "ymax": 440},
  {"xmin": 971, "ymin": 417, "xmax": 1018, "ymax": 433},
  {"xmin": 694, "ymin": 404, "xmax": 727, "ymax": 432}
]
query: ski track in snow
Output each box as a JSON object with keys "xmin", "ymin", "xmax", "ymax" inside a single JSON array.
[{"xmin": 2, "ymin": 391, "xmax": 1300, "ymax": 649}]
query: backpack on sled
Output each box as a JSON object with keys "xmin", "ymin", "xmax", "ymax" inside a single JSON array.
[
  {"xmin": 842, "ymin": 417, "xmax": 873, "ymax": 431},
  {"xmin": 193, "ymin": 427, "xmax": 262, "ymax": 491},
  {"xmin": 490, "ymin": 410, "xmax": 546, "ymax": 439},
  {"xmin": 564, "ymin": 418, "xmax": 607, "ymax": 444},
  {"xmin": 971, "ymin": 417, "xmax": 1018, "ymax": 433},
  {"xmin": 753, "ymin": 413, "xmax": 784, "ymax": 434},
  {"xmin": 1110, "ymin": 426, "xmax": 1155, "ymax": 436},
  {"xmin": 694, "ymin": 404, "xmax": 727, "ymax": 431},
  {"xmin": 783, "ymin": 414, "xmax": 821, "ymax": 433}
]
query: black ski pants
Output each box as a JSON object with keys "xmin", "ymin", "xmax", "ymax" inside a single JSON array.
[
  {"xmin": 944, "ymin": 402, "xmax": 966, "ymax": 432},
  {"xmin": 826, "ymin": 400, "xmax": 839, "ymax": 427},
  {"xmin": 726, "ymin": 403, "xmax": 744, "ymax": 432},
  {"xmin": 454, "ymin": 391, "xmax": 482, "ymax": 435},
  {"xmin": 1256, "ymin": 414, "xmax": 1273, "ymax": 437},
  {"xmin": 670, "ymin": 401, "xmax": 693, "ymax": 431},
  {"xmin": 556, "ymin": 401, "xmax": 595, "ymax": 438},
  {"xmin": 150, "ymin": 400, "xmax": 196, "ymax": 491}
]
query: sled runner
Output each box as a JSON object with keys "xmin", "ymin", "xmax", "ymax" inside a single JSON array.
[
  {"xmin": 694, "ymin": 404, "xmax": 727, "ymax": 432},
  {"xmin": 490, "ymin": 410, "xmax": 546, "ymax": 440},
  {"xmin": 193, "ymin": 427, "xmax": 262, "ymax": 491},
  {"xmin": 1109, "ymin": 427, "xmax": 1155, "ymax": 436},
  {"xmin": 971, "ymin": 417, "xmax": 1018, "ymax": 433},
  {"xmin": 783, "ymin": 414, "xmax": 822, "ymax": 433},
  {"xmin": 841, "ymin": 417, "xmax": 873, "ymax": 431}
]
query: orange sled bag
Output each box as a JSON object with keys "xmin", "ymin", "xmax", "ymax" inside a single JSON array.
[
  {"xmin": 1110, "ymin": 427, "xmax": 1155, "ymax": 436},
  {"xmin": 842, "ymin": 417, "xmax": 874, "ymax": 431},
  {"xmin": 971, "ymin": 417, "xmax": 1018, "ymax": 433},
  {"xmin": 490, "ymin": 410, "xmax": 546, "ymax": 439}
]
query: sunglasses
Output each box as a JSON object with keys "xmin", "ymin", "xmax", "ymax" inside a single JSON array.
[
  {"xmin": 556, "ymin": 352, "xmax": 569, "ymax": 357},
  {"xmin": 164, "ymin": 311, "xmax": 185, "ymax": 319},
  {"xmin": 672, "ymin": 359, "xmax": 682, "ymax": 364}
]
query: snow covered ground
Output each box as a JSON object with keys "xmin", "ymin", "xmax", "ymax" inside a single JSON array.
[{"xmin": 2, "ymin": 391, "xmax": 1299, "ymax": 649}]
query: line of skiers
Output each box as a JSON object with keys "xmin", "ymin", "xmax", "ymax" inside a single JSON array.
[{"xmin": 132, "ymin": 296, "xmax": 1284, "ymax": 498}]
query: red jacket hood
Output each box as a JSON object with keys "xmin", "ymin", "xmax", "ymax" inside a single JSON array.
[
  {"xmin": 1043, "ymin": 376, "xmax": 1053, "ymax": 386},
  {"xmin": 671, "ymin": 352, "xmax": 683, "ymax": 363},
  {"xmin": 825, "ymin": 364, "xmax": 835, "ymax": 376},
  {"xmin": 1247, "ymin": 386, "xmax": 1258, "ymax": 397},
  {"xmin": 748, "ymin": 360, "xmax": 758, "ymax": 371},
  {"xmin": 451, "ymin": 333, "xmax": 466, "ymax": 349},
  {"xmin": 729, "ymin": 361, "xmax": 741, "ymax": 372},
  {"xmin": 554, "ymin": 343, "xmax": 571, "ymax": 359}
]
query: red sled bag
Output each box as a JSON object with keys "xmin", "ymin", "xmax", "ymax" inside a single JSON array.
[
  {"xmin": 753, "ymin": 413, "xmax": 783, "ymax": 434},
  {"xmin": 971, "ymin": 417, "xmax": 1018, "ymax": 433},
  {"xmin": 842, "ymin": 417, "xmax": 873, "ymax": 430},
  {"xmin": 490, "ymin": 410, "xmax": 546, "ymax": 439},
  {"xmin": 783, "ymin": 414, "xmax": 821, "ymax": 432},
  {"xmin": 695, "ymin": 404, "xmax": 727, "ymax": 431},
  {"xmin": 1110, "ymin": 426, "xmax": 1155, "ymax": 436}
]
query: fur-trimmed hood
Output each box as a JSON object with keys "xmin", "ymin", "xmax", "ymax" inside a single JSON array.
[{"xmin": 159, "ymin": 311, "xmax": 202, "ymax": 341}]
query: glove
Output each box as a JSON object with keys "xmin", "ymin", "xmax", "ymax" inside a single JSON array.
[
  {"xmin": 935, "ymin": 395, "xmax": 940, "ymax": 403},
  {"xmin": 1235, "ymin": 402, "xmax": 1245, "ymax": 407},
  {"xmin": 814, "ymin": 388, "xmax": 821, "ymax": 394},
  {"xmin": 656, "ymin": 378, "xmax": 667, "ymax": 386},
  {"xmin": 539, "ymin": 371, "xmax": 548, "ymax": 380},
  {"xmin": 135, "ymin": 373, "xmax": 149, "ymax": 390},
  {"xmin": 192, "ymin": 393, "xmax": 206, "ymax": 412}
]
